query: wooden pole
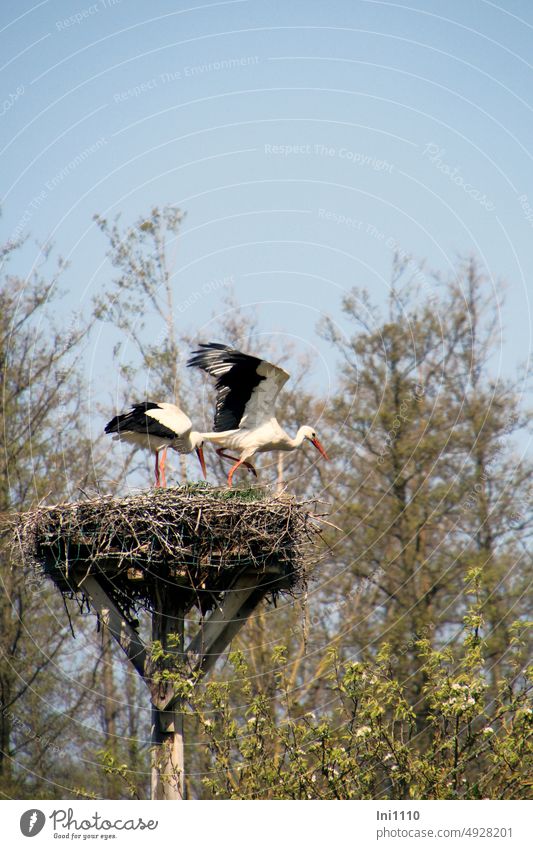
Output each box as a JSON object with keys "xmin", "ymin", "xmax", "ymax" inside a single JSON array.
[{"xmin": 150, "ymin": 599, "xmax": 185, "ymax": 800}]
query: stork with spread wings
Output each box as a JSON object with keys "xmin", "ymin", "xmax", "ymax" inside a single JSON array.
[{"xmin": 188, "ymin": 343, "xmax": 329, "ymax": 486}]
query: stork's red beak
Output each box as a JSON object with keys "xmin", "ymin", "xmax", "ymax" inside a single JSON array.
[
  {"xmin": 196, "ymin": 445, "xmax": 207, "ymax": 479},
  {"xmin": 311, "ymin": 437, "xmax": 329, "ymax": 461}
]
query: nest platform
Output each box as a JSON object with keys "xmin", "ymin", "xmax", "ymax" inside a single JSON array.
[{"xmin": 11, "ymin": 484, "xmax": 317, "ymax": 619}]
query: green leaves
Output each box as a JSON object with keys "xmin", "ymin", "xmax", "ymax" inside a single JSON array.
[
  {"xmin": 96, "ymin": 750, "xmax": 139, "ymax": 799},
  {"xmin": 186, "ymin": 630, "xmax": 531, "ymax": 799}
]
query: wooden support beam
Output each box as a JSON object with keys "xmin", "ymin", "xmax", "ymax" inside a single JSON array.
[
  {"xmin": 196, "ymin": 584, "xmax": 267, "ymax": 675},
  {"xmin": 187, "ymin": 570, "xmax": 289, "ymax": 677},
  {"xmin": 80, "ymin": 576, "xmax": 148, "ymax": 682},
  {"xmin": 161, "ymin": 572, "xmax": 286, "ymax": 713},
  {"xmin": 185, "ymin": 573, "xmax": 259, "ymax": 671}
]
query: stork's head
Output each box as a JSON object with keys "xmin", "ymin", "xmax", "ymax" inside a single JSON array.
[{"xmin": 300, "ymin": 426, "xmax": 329, "ymax": 460}]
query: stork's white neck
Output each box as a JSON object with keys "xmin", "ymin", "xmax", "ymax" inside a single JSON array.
[{"xmin": 289, "ymin": 426, "xmax": 311, "ymax": 449}]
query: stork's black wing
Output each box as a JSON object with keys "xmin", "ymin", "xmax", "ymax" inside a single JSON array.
[
  {"xmin": 187, "ymin": 343, "xmax": 289, "ymax": 431},
  {"xmin": 104, "ymin": 402, "xmax": 177, "ymax": 440}
]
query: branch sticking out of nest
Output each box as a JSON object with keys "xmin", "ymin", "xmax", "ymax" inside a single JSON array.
[{"xmin": 10, "ymin": 484, "xmax": 320, "ymax": 620}]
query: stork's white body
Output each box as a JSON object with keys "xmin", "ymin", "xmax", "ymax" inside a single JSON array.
[{"xmin": 203, "ymin": 418, "xmax": 307, "ymax": 458}]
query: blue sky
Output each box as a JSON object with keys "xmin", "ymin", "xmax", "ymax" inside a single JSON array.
[{"xmin": 2, "ymin": 0, "xmax": 532, "ymax": 420}]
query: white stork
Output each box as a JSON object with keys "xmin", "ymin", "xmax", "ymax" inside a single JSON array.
[
  {"xmin": 187, "ymin": 343, "xmax": 329, "ymax": 486},
  {"xmin": 104, "ymin": 402, "xmax": 207, "ymax": 488}
]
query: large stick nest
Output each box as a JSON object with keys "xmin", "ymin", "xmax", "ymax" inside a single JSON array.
[{"xmin": 10, "ymin": 484, "xmax": 320, "ymax": 618}]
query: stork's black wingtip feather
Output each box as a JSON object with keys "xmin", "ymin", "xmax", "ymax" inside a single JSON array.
[
  {"xmin": 186, "ymin": 342, "xmax": 233, "ymax": 369},
  {"xmin": 104, "ymin": 415, "xmax": 121, "ymax": 434}
]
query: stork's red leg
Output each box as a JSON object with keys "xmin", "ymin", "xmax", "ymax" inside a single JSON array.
[
  {"xmin": 227, "ymin": 458, "xmax": 246, "ymax": 487},
  {"xmin": 216, "ymin": 448, "xmax": 257, "ymax": 477},
  {"xmin": 160, "ymin": 447, "xmax": 168, "ymax": 489},
  {"xmin": 154, "ymin": 450, "xmax": 160, "ymax": 487}
]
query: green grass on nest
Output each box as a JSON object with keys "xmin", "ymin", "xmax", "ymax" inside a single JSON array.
[{"xmin": 172, "ymin": 481, "xmax": 271, "ymax": 502}]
